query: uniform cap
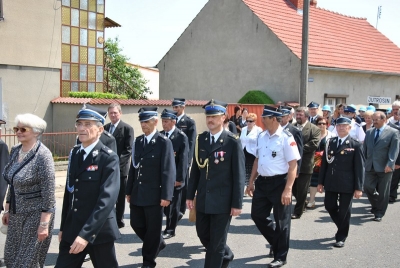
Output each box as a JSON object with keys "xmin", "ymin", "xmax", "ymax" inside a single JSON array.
[
  {"xmin": 138, "ymin": 107, "xmax": 158, "ymax": 122},
  {"xmin": 202, "ymin": 99, "xmax": 227, "ymax": 115},
  {"xmin": 307, "ymin": 101, "xmax": 319, "ymax": 108},
  {"xmin": 76, "ymin": 104, "xmax": 107, "ymax": 125},
  {"xmin": 262, "ymin": 105, "xmax": 282, "ymax": 117},
  {"xmin": 322, "ymin": 105, "xmax": 331, "ymax": 112},
  {"xmin": 344, "ymin": 105, "xmax": 356, "ymax": 113},
  {"xmin": 172, "ymin": 98, "xmax": 186, "ymax": 106},
  {"xmin": 160, "ymin": 109, "xmax": 178, "ymax": 120},
  {"xmin": 277, "ymin": 106, "xmax": 291, "ymax": 115},
  {"xmin": 336, "ymin": 116, "xmax": 351, "ymax": 125}
]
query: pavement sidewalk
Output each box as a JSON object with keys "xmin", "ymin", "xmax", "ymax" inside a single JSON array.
[{"xmin": 55, "ymin": 170, "xmax": 67, "ymax": 198}]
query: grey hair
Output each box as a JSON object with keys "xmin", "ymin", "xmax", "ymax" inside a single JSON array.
[
  {"xmin": 375, "ymin": 111, "xmax": 386, "ymax": 120},
  {"xmin": 296, "ymin": 107, "xmax": 309, "ymax": 117},
  {"xmin": 15, "ymin": 113, "xmax": 47, "ymax": 138},
  {"xmin": 108, "ymin": 103, "xmax": 122, "ymax": 113},
  {"xmin": 275, "ymin": 116, "xmax": 282, "ymax": 123},
  {"xmin": 392, "ymin": 100, "xmax": 400, "ymax": 107}
]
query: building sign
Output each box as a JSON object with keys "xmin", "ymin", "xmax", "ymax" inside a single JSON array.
[{"xmin": 367, "ymin": 96, "xmax": 391, "ymax": 104}]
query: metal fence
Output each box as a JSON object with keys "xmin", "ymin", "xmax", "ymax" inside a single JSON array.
[{"xmin": 0, "ymin": 128, "xmax": 77, "ymax": 161}]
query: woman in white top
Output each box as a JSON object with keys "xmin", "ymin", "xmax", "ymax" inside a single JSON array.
[{"xmin": 240, "ymin": 113, "xmax": 263, "ymax": 190}]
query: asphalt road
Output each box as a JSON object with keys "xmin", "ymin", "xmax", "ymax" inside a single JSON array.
[{"xmin": 2, "ymin": 190, "xmax": 399, "ymax": 268}]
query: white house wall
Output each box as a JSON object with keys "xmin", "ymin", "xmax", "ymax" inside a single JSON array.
[{"xmin": 158, "ymin": 0, "xmax": 301, "ymax": 103}]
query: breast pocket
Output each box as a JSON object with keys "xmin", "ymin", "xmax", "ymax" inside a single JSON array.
[{"xmin": 81, "ymin": 171, "xmax": 100, "ymax": 182}]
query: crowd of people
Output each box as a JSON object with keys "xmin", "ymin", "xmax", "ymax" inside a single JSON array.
[{"xmin": 0, "ymin": 98, "xmax": 400, "ymax": 268}]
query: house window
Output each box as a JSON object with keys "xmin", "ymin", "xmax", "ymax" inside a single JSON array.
[
  {"xmin": 0, "ymin": 0, "xmax": 4, "ymax": 21},
  {"xmin": 324, "ymin": 94, "xmax": 348, "ymax": 111}
]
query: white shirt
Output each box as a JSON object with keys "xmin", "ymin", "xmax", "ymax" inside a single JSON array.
[
  {"xmin": 331, "ymin": 120, "xmax": 365, "ymax": 142},
  {"xmin": 210, "ymin": 129, "xmax": 223, "ymax": 145},
  {"xmin": 79, "ymin": 139, "xmax": 100, "ymax": 160},
  {"xmin": 240, "ymin": 126, "xmax": 263, "ymax": 156},
  {"xmin": 109, "ymin": 120, "xmax": 120, "ymax": 134},
  {"xmin": 256, "ymin": 126, "xmax": 301, "ymax": 176},
  {"xmin": 177, "ymin": 113, "xmax": 185, "ymax": 123},
  {"xmin": 337, "ymin": 134, "xmax": 349, "ymax": 147},
  {"xmin": 144, "ymin": 129, "xmax": 157, "ymax": 144},
  {"xmin": 165, "ymin": 126, "xmax": 176, "ymax": 138}
]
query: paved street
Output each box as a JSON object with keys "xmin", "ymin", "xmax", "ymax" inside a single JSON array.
[{"xmin": 1, "ymin": 172, "xmax": 400, "ymax": 267}]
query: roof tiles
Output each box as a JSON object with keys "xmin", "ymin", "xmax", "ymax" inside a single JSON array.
[
  {"xmin": 51, "ymin": 97, "xmax": 208, "ymax": 106},
  {"xmin": 243, "ymin": 0, "xmax": 400, "ymax": 74}
]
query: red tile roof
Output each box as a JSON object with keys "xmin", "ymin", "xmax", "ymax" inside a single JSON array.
[
  {"xmin": 51, "ymin": 97, "xmax": 208, "ymax": 106},
  {"xmin": 243, "ymin": 0, "xmax": 400, "ymax": 74}
]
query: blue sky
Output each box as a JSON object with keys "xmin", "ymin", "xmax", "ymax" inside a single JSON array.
[{"xmin": 105, "ymin": 0, "xmax": 400, "ymax": 67}]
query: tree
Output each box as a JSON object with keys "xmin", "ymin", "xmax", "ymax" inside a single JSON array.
[
  {"xmin": 238, "ymin": 90, "xmax": 274, "ymax": 104},
  {"xmin": 104, "ymin": 37, "xmax": 151, "ymax": 99}
]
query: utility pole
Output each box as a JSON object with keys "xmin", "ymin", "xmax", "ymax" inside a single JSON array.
[
  {"xmin": 376, "ymin": 6, "xmax": 382, "ymax": 29},
  {"xmin": 299, "ymin": 0, "xmax": 310, "ymax": 106}
]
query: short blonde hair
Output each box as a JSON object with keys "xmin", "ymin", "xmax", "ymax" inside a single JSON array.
[
  {"xmin": 364, "ymin": 110, "xmax": 374, "ymax": 117},
  {"xmin": 15, "ymin": 113, "xmax": 47, "ymax": 136},
  {"xmin": 246, "ymin": 113, "xmax": 257, "ymax": 121}
]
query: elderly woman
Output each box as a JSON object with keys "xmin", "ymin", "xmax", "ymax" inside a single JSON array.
[
  {"xmin": 2, "ymin": 113, "xmax": 55, "ymax": 268},
  {"xmin": 307, "ymin": 116, "xmax": 336, "ymax": 208},
  {"xmin": 240, "ymin": 113, "xmax": 263, "ymax": 193}
]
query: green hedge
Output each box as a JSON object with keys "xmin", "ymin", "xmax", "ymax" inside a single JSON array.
[
  {"xmin": 68, "ymin": 91, "xmax": 128, "ymax": 99},
  {"xmin": 238, "ymin": 90, "xmax": 274, "ymax": 104}
]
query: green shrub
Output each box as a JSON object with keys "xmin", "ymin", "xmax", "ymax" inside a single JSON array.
[
  {"xmin": 68, "ymin": 91, "xmax": 128, "ymax": 99},
  {"xmin": 238, "ymin": 90, "xmax": 274, "ymax": 104}
]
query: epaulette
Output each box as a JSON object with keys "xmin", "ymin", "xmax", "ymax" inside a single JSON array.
[
  {"xmin": 227, "ymin": 133, "xmax": 239, "ymax": 139},
  {"xmin": 73, "ymin": 144, "xmax": 80, "ymax": 148},
  {"xmin": 101, "ymin": 146, "xmax": 113, "ymax": 155},
  {"xmin": 103, "ymin": 130, "xmax": 112, "ymax": 137},
  {"xmin": 135, "ymin": 134, "xmax": 145, "ymax": 142},
  {"xmin": 355, "ymin": 122, "xmax": 361, "ymax": 127},
  {"xmin": 282, "ymin": 128, "xmax": 293, "ymax": 137}
]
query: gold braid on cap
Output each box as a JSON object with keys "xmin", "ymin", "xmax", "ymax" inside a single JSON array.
[{"xmin": 195, "ymin": 135, "xmax": 209, "ymax": 169}]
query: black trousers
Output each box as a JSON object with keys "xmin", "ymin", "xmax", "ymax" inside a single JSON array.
[
  {"xmin": 130, "ymin": 204, "xmax": 164, "ymax": 267},
  {"xmin": 55, "ymin": 240, "xmax": 118, "ymax": 268},
  {"xmin": 390, "ymin": 168, "xmax": 400, "ymax": 200},
  {"xmin": 364, "ymin": 171, "xmax": 392, "ymax": 217},
  {"xmin": 292, "ymin": 173, "xmax": 312, "ymax": 216},
  {"xmin": 164, "ymin": 187, "xmax": 182, "ymax": 235},
  {"xmin": 116, "ymin": 175, "xmax": 128, "ymax": 224},
  {"xmin": 324, "ymin": 191, "xmax": 353, "ymax": 242},
  {"xmin": 196, "ymin": 211, "xmax": 233, "ymax": 268},
  {"xmin": 251, "ymin": 175, "xmax": 291, "ymax": 262}
]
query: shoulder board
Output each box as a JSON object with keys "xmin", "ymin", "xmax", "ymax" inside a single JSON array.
[
  {"xmin": 73, "ymin": 144, "xmax": 80, "ymax": 148},
  {"xmin": 101, "ymin": 146, "xmax": 112, "ymax": 155},
  {"xmin": 200, "ymin": 131, "xmax": 208, "ymax": 136},
  {"xmin": 227, "ymin": 133, "xmax": 239, "ymax": 139},
  {"xmin": 283, "ymin": 128, "xmax": 293, "ymax": 137},
  {"xmin": 349, "ymin": 137, "xmax": 361, "ymax": 144},
  {"xmin": 135, "ymin": 135, "xmax": 145, "ymax": 142},
  {"xmin": 103, "ymin": 131, "xmax": 112, "ymax": 137}
]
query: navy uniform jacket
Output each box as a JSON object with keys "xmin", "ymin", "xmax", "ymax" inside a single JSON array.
[
  {"xmin": 187, "ymin": 130, "xmax": 245, "ymax": 214},
  {"xmin": 318, "ymin": 136, "xmax": 365, "ymax": 193},
  {"xmin": 126, "ymin": 131, "xmax": 175, "ymax": 206},
  {"xmin": 176, "ymin": 114, "xmax": 196, "ymax": 165},
  {"xmin": 0, "ymin": 140, "xmax": 9, "ymax": 211},
  {"xmin": 60, "ymin": 141, "xmax": 121, "ymax": 245},
  {"xmin": 76, "ymin": 130, "xmax": 117, "ymax": 154},
  {"xmin": 160, "ymin": 128, "xmax": 189, "ymax": 190},
  {"xmin": 284, "ymin": 123, "xmax": 303, "ymax": 175},
  {"xmin": 104, "ymin": 120, "xmax": 134, "ymax": 176}
]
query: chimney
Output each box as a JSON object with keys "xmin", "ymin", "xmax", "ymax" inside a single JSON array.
[{"xmin": 288, "ymin": 0, "xmax": 317, "ymax": 10}]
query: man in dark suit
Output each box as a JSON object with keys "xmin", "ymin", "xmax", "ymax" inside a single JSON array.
[
  {"xmin": 279, "ymin": 106, "xmax": 303, "ymax": 175},
  {"xmin": 187, "ymin": 99, "xmax": 245, "ymax": 268},
  {"xmin": 307, "ymin": 101, "xmax": 320, "ymax": 124},
  {"xmin": 126, "ymin": 107, "xmax": 175, "ymax": 268},
  {"xmin": 363, "ymin": 111, "xmax": 399, "ymax": 222},
  {"xmin": 387, "ymin": 106, "xmax": 400, "ymax": 203},
  {"xmin": 292, "ymin": 107, "xmax": 321, "ymax": 219},
  {"xmin": 0, "ymin": 119, "xmax": 9, "ymax": 267},
  {"xmin": 160, "ymin": 109, "xmax": 189, "ymax": 239},
  {"xmin": 76, "ymin": 104, "xmax": 117, "ymax": 153},
  {"xmin": 318, "ymin": 117, "xmax": 365, "ymax": 248},
  {"xmin": 172, "ymin": 98, "xmax": 197, "ymax": 218},
  {"xmin": 104, "ymin": 103, "xmax": 134, "ymax": 228},
  {"xmin": 56, "ymin": 106, "xmax": 121, "ymax": 268}
]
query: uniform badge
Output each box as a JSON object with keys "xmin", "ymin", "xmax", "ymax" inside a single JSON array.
[
  {"xmin": 272, "ymin": 151, "xmax": 277, "ymax": 158},
  {"xmin": 86, "ymin": 165, "xmax": 98, "ymax": 171},
  {"xmin": 345, "ymin": 140, "xmax": 349, "ymax": 144},
  {"xmin": 214, "ymin": 159, "xmax": 219, "ymax": 164},
  {"xmin": 92, "ymin": 150, "xmax": 98, "ymax": 157}
]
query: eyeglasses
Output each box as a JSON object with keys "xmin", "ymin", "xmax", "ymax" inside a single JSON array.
[
  {"xmin": 13, "ymin": 127, "xmax": 31, "ymax": 133},
  {"xmin": 317, "ymin": 123, "xmax": 327, "ymax": 125},
  {"xmin": 75, "ymin": 122, "xmax": 96, "ymax": 128},
  {"xmin": 246, "ymin": 120, "xmax": 254, "ymax": 123}
]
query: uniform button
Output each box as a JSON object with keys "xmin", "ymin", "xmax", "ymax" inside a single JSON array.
[
  {"xmin": 139, "ymin": 182, "xmax": 142, "ymax": 184},
  {"xmin": 152, "ymin": 155, "xmax": 154, "ymax": 158},
  {"xmin": 75, "ymin": 189, "xmax": 78, "ymax": 192},
  {"xmin": 88, "ymin": 177, "xmax": 91, "ymax": 179},
  {"xmin": 75, "ymin": 198, "xmax": 78, "ymax": 201},
  {"xmin": 139, "ymin": 174, "xmax": 142, "ymax": 176},
  {"xmin": 207, "ymin": 190, "xmax": 210, "ymax": 193},
  {"xmin": 75, "ymin": 179, "xmax": 79, "ymax": 182},
  {"xmin": 141, "ymin": 158, "xmax": 143, "ymax": 160},
  {"xmin": 92, "ymin": 234, "xmax": 96, "ymax": 238},
  {"xmin": 74, "ymin": 208, "xmax": 77, "ymax": 212},
  {"xmin": 140, "ymin": 165, "xmax": 142, "ymax": 168}
]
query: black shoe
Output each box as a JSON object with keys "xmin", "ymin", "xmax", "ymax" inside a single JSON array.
[
  {"xmin": 291, "ymin": 214, "xmax": 301, "ymax": 219},
  {"xmin": 178, "ymin": 212, "xmax": 184, "ymax": 221},
  {"xmin": 389, "ymin": 198, "xmax": 396, "ymax": 204},
  {"xmin": 162, "ymin": 233, "xmax": 175, "ymax": 239},
  {"xmin": 267, "ymin": 260, "xmax": 287, "ymax": 267},
  {"xmin": 221, "ymin": 259, "xmax": 231, "ymax": 268},
  {"xmin": 117, "ymin": 221, "xmax": 125, "ymax": 228},
  {"xmin": 267, "ymin": 247, "xmax": 274, "ymax": 258},
  {"xmin": 373, "ymin": 217, "xmax": 382, "ymax": 222},
  {"xmin": 156, "ymin": 240, "xmax": 166, "ymax": 257},
  {"xmin": 333, "ymin": 241, "xmax": 345, "ymax": 248}
]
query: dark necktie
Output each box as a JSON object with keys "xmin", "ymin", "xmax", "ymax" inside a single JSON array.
[
  {"xmin": 211, "ymin": 135, "xmax": 215, "ymax": 146},
  {"xmin": 144, "ymin": 137, "xmax": 148, "ymax": 147},
  {"xmin": 374, "ymin": 129, "xmax": 380, "ymax": 144},
  {"xmin": 165, "ymin": 132, "xmax": 169, "ymax": 138},
  {"xmin": 78, "ymin": 149, "xmax": 85, "ymax": 168},
  {"xmin": 395, "ymin": 121, "xmax": 400, "ymax": 126},
  {"xmin": 337, "ymin": 139, "xmax": 342, "ymax": 148},
  {"xmin": 109, "ymin": 124, "xmax": 115, "ymax": 134}
]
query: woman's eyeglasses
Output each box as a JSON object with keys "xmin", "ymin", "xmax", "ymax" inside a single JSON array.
[
  {"xmin": 317, "ymin": 122, "xmax": 327, "ymax": 125},
  {"xmin": 246, "ymin": 120, "xmax": 254, "ymax": 123},
  {"xmin": 13, "ymin": 127, "xmax": 31, "ymax": 133}
]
